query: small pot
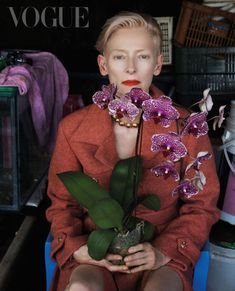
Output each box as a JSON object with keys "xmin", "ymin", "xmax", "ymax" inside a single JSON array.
[{"xmin": 108, "ymin": 221, "xmax": 144, "ymax": 265}]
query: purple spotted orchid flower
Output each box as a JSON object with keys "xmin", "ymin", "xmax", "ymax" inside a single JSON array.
[
  {"xmin": 172, "ymin": 179, "xmax": 199, "ymax": 198},
  {"xmin": 151, "ymin": 132, "xmax": 187, "ymax": 162},
  {"xmin": 124, "ymin": 88, "xmax": 151, "ymax": 108},
  {"xmin": 92, "ymin": 84, "xmax": 226, "ymax": 199},
  {"xmin": 180, "ymin": 112, "xmax": 209, "ymax": 138},
  {"xmin": 108, "ymin": 98, "xmax": 140, "ymax": 121},
  {"xmin": 151, "ymin": 160, "xmax": 180, "ymax": 181},
  {"xmin": 92, "ymin": 84, "xmax": 117, "ymax": 109},
  {"xmin": 142, "ymin": 96, "xmax": 180, "ymax": 127}
]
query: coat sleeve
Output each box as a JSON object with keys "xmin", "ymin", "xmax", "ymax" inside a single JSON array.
[
  {"xmin": 46, "ymin": 116, "xmax": 88, "ymax": 270},
  {"xmin": 152, "ymin": 133, "xmax": 220, "ymax": 271}
]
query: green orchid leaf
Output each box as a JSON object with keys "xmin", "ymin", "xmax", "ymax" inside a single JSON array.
[
  {"xmin": 57, "ymin": 171, "xmax": 110, "ymax": 209},
  {"xmin": 109, "ymin": 156, "xmax": 142, "ymax": 212},
  {"xmin": 89, "ymin": 198, "xmax": 124, "ymax": 231},
  {"xmin": 138, "ymin": 194, "xmax": 160, "ymax": 211},
  {"xmin": 141, "ymin": 219, "xmax": 155, "ymax": 242},
  {"xmin": 88, "ymin": 229, "xmax": 117, "ymax": 260}
]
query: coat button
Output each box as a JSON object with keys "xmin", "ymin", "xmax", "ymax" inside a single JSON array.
[
  {"xmin": 180, "ymin": 241, "xmax": 188, "ymax": 249},
  {"xmin": 58, "ymin": 236, "xmax": 63, "ymax": 243}
]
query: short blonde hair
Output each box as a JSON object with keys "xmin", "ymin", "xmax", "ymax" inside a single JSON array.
[{"xmin": 95, "ymin": 11, "xmax": 163, "ymax": 55}]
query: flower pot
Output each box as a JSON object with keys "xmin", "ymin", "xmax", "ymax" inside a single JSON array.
[{"xmin": 108, "ymin": 221, "xmax": 144, "ymax": 265}]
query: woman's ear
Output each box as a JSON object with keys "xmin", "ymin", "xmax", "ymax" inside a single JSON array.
[
  {"xmin": 97, "ymin": 54, "xmax": 108, "ymax": 76},
  {"xmin": 153, "ymin": 54, "xmax": 164, "ymax": 76}
]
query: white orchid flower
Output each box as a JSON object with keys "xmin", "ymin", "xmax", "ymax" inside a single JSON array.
[{"xmin": 199, "ymin": 88, "xmax": 213, "ymax": 112}]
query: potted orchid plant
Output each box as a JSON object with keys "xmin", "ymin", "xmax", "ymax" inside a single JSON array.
[
  {"xmin": 58, "ymin": 154, "xmax": 160, "ymax": 263},
  {"xmin": 58, "ymin": 84, "xmax": 226, "ymax": 263}
]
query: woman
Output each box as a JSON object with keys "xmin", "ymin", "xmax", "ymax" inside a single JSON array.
[{"xmin": 46, "ymin": 11, "xmax": 220, "ymax": 291}]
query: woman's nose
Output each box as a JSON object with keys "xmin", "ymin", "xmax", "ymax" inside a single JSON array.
[{"xmin": 126, "ymin": 58, "xmax": 136, "ymax": 74}]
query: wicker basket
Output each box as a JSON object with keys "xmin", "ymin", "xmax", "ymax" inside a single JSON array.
[{"xmin": 174, "ymin": 0, "xmax": 235, "ymax": 47}]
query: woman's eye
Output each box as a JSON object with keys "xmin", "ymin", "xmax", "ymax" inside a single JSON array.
[
  {"xmin": 113, "ymin": 55, "xmax": 125, "ymax": 60},
  {"xmin": 139, "ymin": 55, "xmax": 150, "ymax": 59}
]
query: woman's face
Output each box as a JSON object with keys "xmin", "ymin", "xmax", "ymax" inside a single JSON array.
[{"xmin": 97, "ymin": 27, "xmax": 163, "ymax": 97}]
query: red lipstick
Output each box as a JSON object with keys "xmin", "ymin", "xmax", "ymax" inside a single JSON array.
[{"xmin": 122, "ymin": 80, "xmax": 141, "ymax": 86}]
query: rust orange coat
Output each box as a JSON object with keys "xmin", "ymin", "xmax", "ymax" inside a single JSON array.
[{"xmin": 46, "ymin": 101, "xmax": 220, "ymax": 291}]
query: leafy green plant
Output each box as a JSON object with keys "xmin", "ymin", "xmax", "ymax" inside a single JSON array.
[{"xmin": 57, "ymin": 155, "xmax": 160, "ymax": 261}]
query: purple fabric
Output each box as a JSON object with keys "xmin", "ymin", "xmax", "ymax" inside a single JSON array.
[
  {"xmin": 0, "ymin": 65, "xmax": 48, "ymax": 149},
  {"xmin": 0, "ymin": 65, "xmax": 31, "ymax": 95},
  {"xmin": 0, "ymin": 52, "xmax": 69, "ymax": 153},
  {"xmin": 24, "ymin": 52, "xmax": 69, "ymax": 152}
]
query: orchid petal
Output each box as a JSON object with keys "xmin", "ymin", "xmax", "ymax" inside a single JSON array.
[
  {"xmin": 92, "ymin": 84, "xmax": 117, "ymax": 109},
  {"xmin": 142, "ymin": 97, "xmax": 180, "ymax": 127},
  {"xmin": 158, "ymin": 95, "xmax": 173, "ymax": 103},
  {"xmin": 199, "ymin": 88, "xmax": 213, "ymax": 112},
  {"xmin": 172, "ymin": 180, "xmax": 199, "ymax": 198},
  {"xmin": 151, "ymin": 160, "xmax": 180, "ymax": 181},
  {"xmin": 212, "ymin": 105, "xmax": 226, "ymax": 130},
  {"xmin": 108, "ymin": 99, "xmax": 140, "ymax": 121},
  {"xmin": 151, "ymin": 133, "xmax": 187, "ymax": 162},
  {"xmin": 124, "ymin": 88, "xmax": 151, "ymax": 108},
  {"xmin": 186, "ymin": 151, "xmax": 212, "ymax": 172},
  {"xmin": 192, "ymin": 171, "xmax": 206, "ymax": 191},
  {"xmin": 180, "ymin": 112, "xmax": 208, "ymax": 138}
]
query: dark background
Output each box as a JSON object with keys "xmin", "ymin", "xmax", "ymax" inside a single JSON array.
[
  {"xmin": 0, "ymin": 0, "xmax": 204, "ymax": 102},
  {"xmin": 0, "ymin": 0, "xmax": 186, "ymax": 72}
]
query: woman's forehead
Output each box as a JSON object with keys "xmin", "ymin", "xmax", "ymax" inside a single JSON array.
[{"xmin": 105, "ymin": 27, "xmax": 156, "ymax": 51}]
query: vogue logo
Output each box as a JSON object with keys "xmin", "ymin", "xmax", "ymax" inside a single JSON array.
[{"xmin": 8, "ymin": 6, "xmax": 89, "ymax": 28}]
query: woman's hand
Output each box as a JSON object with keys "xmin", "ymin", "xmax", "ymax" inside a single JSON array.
[
  {"xmin": 123, "ymin": 242, "xmax": 171, "ymax": 273},
  {"xmin": 73, "ymin": 244, "xmax": 130, "ymax": 273}
]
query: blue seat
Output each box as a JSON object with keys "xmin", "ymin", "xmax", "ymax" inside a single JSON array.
[
  {"xmin": 193, "ymin": 241, "xmax": 210, "ymax": 291},
  {"xmin": 45, "ymin": 233, "xmax": 210, "ymax": 291},
  {"xmin": 44, "ymin": 232, "xmax": 57, "ymax": 291}
]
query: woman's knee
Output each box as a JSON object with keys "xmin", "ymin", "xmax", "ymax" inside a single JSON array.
[
  {"xmin": 65, "ymin": 264, "xmax": 104, "ymax": 291},
  {"xmin": 142, "ymin": 266, "xmax": 183, "ymax": 291}
]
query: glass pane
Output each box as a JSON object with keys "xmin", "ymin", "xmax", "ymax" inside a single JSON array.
[
  {"xmin": 0, "ymin": 98, "xmax": 13, "ymax": 206},
  {"xmin": 19, "ymin": 101, "xmax": 50, "ymax": 204}
]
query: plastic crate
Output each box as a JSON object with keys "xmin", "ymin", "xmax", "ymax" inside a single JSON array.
[
  {"xmin": 175, "ymin": 46, "xmax": 235, "ymax": 95},
  {"xmin": 174, "ymin": 46, "xmax": 235, "ymax": 125},
  {"xmin": 174, "ymin": 0, "xmax": 235, "ymax": 47},
  {"xmin": 155, "ymin": 17, "xmax": 173, "ymax": 64}
]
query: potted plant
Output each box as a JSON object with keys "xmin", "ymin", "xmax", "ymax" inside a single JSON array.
[{"xmin": 58, "ymin": 154, "xmax": 160, "ymax": 263}]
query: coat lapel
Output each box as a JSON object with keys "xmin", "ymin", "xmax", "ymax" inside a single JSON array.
[{"xmin": 70, "ymin": 104, "xmax": 119, "ymax": 169}]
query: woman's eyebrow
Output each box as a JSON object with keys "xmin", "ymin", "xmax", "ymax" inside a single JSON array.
[{"xmin": 111, "ymin": 48, "xmax": 150, "ymax": 53}]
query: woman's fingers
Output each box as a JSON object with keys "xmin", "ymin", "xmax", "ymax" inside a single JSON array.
[
  {"xmin": 123, "ymin": 242, "xmax": 158, "ymax": 271},
  {"xmin": 105, "ymin": 253, "xmax": 123, "ymax": 261},
  {"xmin": 127, "ymin": 243, "xmax": 146, "ymax": 253},
  {"xmin": 107, "ymin": 263, "xmax": 130, "ymax": 273}
]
